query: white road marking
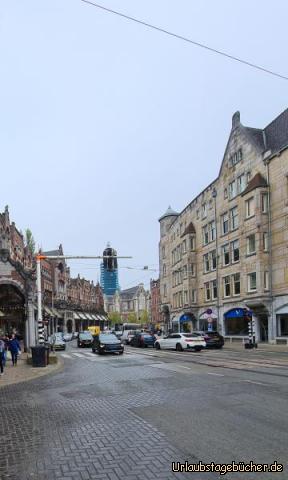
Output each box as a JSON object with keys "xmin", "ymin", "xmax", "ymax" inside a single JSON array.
[
  {"xmin": 72, "ymin": 353, "xmax": 86, "ymax": 358},
  {"xmin": 83, "ymin": 352, "xmax": 95, "ymax": 357},
  {"xmin": 60, "ymin": 353, "xmax": 73, "ymax": 359},
  {"xmin": 207, "ymin": 372, "xmax": 225, "ymax": 376},
  {"xmin": 241, "ymin": 380, "xmax": 268, "ymax": 386}
]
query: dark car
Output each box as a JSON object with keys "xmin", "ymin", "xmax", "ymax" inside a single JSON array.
[
  {"xmin": 92, "ymin": 333, "xmax": 124, "ymax": 355},
  {"xmin": 130, "ymin": 333, "xmax": 155, "ymax": 348},
  {"xmin": 78, "ymin": 332, "xmax": 93, "ymax": 348},
  {"xmin": 195, "ymin": 331, "xmax": 224, "ymax": 349}
]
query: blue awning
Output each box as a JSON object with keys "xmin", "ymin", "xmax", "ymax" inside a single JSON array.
[{"xmin": 224, "ymin": 308, "xmax": 252, "ymax": 318}]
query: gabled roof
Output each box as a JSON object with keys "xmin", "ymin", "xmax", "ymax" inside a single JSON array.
[
  {"xmin": 241, "ymin": 173, "xmax": 268, "ymax": 196},
  {"xmin": 264, "ymin": 108, "xmax": 288, "ymax": 154},
  {"xmin": 181, "ymin": 222, "xmax": 196, "ymax": 237}
]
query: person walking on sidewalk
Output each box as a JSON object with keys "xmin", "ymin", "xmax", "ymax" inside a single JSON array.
[
  {"xmin": 8, "ymin": 334, "xmax": 21, "ymax": 366},
  {"xmin": 0, "ymin": 337, "xmax": 5, "ymax": 375}
]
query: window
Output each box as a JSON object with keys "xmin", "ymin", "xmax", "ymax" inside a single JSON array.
[
  {"xmin": 224, "ymin": 188, "xmax": 228, "ymax": 199},
  {"xmin": 196, "ymin": 209, "xmax": 200, "ymax": 220},
  {"xmin": 247, "ymin": 171, "xmax": 251, "ymax": 182},
  {"xmin": 184, "ymin": 291, "xmax": 188, "ymax": 305},
  {"xmin": 182, "ymin": 239, "xmax": 187, "ymax": 254},
  {"xmin": 163, "ymin": 284, "xmax": 167, "ymax": 297},
  {"xmin": 261, "ymin": 193, "xmax": 268, "ymax": 213},
  {"xmin": 264, "ymin": 271, "xmax": 269, "ymax": 290},
  {"xmin": 248, "ymin": 272, "xmax": 257, "ymax": 292},
  {"xmin": 224, "ymin": 276, "xmax": 231, "ymax": 297},
  {"xmin": 162, "ymin": 264, "xmax": 166, "ymax": 277},
  {"xmin": 238, "ymin": 149, "xmax": 243, "ymax": 162},
  {"xmin": 233, "ymin": 273, "xmax": 241, "ymax": 295},
  {"xmin": 162, "ymin": 246, "xmax": 166, "ymax": 259},
  {"xmin": 211, "ymin": 250, "xmax": 217, "ymax": 270},
  {"xmin": 205, "ymin": 282, "xmax": 211, "ymax": 301},
  {"xmin": 246, "ymin": 197, "xmax": 255, "ymax": 218},
  {"xmin": 229, "ymin": 180, "xmax": 237, "ymax": 199},
  {"xmin": 209, "ymin": 220, "xmax": 216, "ymax": 241},
  {"xmin": 232, "ymin": 240, "xmax": 240, "ymax": 262},
  {"xmin": 222, "ymin": 212, "xmax": 229, "ymax": 234},
  {"xmin": 190, "ymin": 289, "xmax": 196, "ymax": 303},
  {"xmin": 237, "ymin": 174, "xmax": 245, "ymax": 194},
  {"xmin": 182, "ymin": 265, "xmax": 188, "ymax": 279},
  {"xmin": 247, "ymin": 234, "xmax": 256, "ymax": 255},
  {"xmin": 202, "ymin": 203, "xmax": 207, "ymax": 219},
  {"xmin": 263, "ymin": 232, "xmax": 268, "ymax": 252},
  {"xmin": 222, "ymin": 244, "xmax": 230, "ymax": 266},
  {"xmin": 204, "ymin": 253, "xmax": 210, "ymax": 273},
  {"xmin": 230, "ymin": 206, "xmax": 239, "ymax": 230},
  {"xmin": 212, "ymin": 280, "xmax": 217, "ymax": 299},
  {"xmin": 190, "ymin": 263, "xmax": 195, "ymax": 277},
  {"xmin": 203, "ymin": 225, "xmax": 209, "ymax": 245},
  {"xmin": 190, "ymin": 236, "xmax": 195, "ymax": 251}
]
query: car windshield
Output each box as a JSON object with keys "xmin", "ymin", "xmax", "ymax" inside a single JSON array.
[
  {"xmin": 182, "ymin": 334, "xmax": 199, "ymax": 338},
  {"xmin": 99, "ymin": 334, "xmax": 117, "ymax": 341},
  {"xmin": 143, "ymin": 334, "xmax": 154, "ymax": 338},
  {"xmin": 79, "ymin": 333, "xmax": 92, "ymax": 339}
]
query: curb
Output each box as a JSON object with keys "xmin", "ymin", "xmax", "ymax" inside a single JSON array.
[{"xmin": 0, "ymin": 356, "xmax": 64, "ymax": 389}]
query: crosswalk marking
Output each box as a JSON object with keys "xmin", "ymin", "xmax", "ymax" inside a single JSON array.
[
  {"xmin": 61, "ymin": 353, "xmax": 73, "ymax": 359},
  {"xmin": 71, "ymin": 352, "xmax": 86, "ymax": 358}
]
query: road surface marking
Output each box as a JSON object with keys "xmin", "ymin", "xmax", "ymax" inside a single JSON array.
[
  {"xmin": 72, "ymin": 353, "xmax": 86, "ymax": 358},
  {"xmin": 207, "ymin": 372, "xmax": 225, "ymax": 376},
  {"xmin": 60, "ymin": 353, "xmax": 73, "ymax": 359},
  {"xmin": 83, "ymin": 352, "xmax": 95, "ymax": 356},
  {"xmin": 241, "ymin": 380, "xmax": 268, "ymax": 386}
]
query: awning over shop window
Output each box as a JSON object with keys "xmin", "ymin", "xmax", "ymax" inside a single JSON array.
[
  {"xmin": 199, "ymin": 311, "xmax": 217, "ymax": 320},
  {"xmin": 44, "ymin": 306, "xmax": 54, "ymax": 316},
  {"xmin": 51, "ymin": 308, "xmax": 63, "ymax": 318},
  {"xmin": 85, "ymin": 313, "xmax": 93, "ymax": 320},
  {"xmin": 78, "ymin": 312, "xmax": 87, "ymax": 320},
  {"xmin": 179, "ymin": 314, "xmax": 195, "ymax": 323},
  {"xmin": 73, "ymin": 312, "xmax": 81, "ymax": 320},
  {"xmin": 224, "ymin": 308, "xmax": 252, "ymax": 318}
]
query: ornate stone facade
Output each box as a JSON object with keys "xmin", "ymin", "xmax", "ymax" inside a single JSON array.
[{"xmin": 159, "ymin": 109, "xmax": 288, "ymax": 344}]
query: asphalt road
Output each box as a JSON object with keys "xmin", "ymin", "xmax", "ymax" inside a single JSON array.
[{"xmin": 0, "ymin": 341, "xmax": 287, "ymax": 480}]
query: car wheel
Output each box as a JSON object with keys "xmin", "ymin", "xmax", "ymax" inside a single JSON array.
[
  {"xmin": 194, "ymin": 347, "xmax": 201, "ymax": 352},
  {"xmin": 217, "ymin": 345, "xmax": 223, "ymax": 349},
  {"xmin": 176, "ymin": 343, "xmax": 183, "ymax": 352},
  {"xmin": 119, "ymin": 351, "xmax": 124, "ymax": 355},
  {"xmin": 155, "ymin": 342, "xmax": 161, "ymax": 350},
  {"xmin": 92, "ymin": 348, "xmax": 95, "ymax": 353}
]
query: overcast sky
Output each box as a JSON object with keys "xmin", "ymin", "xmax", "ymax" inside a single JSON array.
[{"xmin": 1, "ymin": 0, "xmax": 287, "ymax": 290}]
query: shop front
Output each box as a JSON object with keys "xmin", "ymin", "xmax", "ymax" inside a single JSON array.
[
  {"xmin": 172, "ymin": 313, "xmax": 196, "ymax": 333},
  {"xmin": 199, "ymin": 309, "xmax": 218, "ymax": 332}
]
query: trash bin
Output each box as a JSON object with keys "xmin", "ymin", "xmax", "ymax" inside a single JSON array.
[{"xmin": 31, "ymin": 345, "xmax": 47, "ymax": 367}]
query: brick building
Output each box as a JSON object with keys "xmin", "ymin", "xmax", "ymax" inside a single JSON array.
[
  {"xmin": 159, "ymin": 108, "xmax": 288, "ymax": 344},
  {"xmin": 150, "ymin": 279, "xmax": 161, "ymax": 327},
  {"xmin": 0, "ymin": 208, "xmax": 106, "ymax": 348}
]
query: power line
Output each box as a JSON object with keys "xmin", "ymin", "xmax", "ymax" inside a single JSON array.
[{"xmin": 80, "ymin": 0, "xmax": 288, "ymax": 81}]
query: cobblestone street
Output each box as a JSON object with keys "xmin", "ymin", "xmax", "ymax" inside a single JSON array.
[{"xmin": 1, "ymin": 344, "xmax": 288, "ymax": 480}]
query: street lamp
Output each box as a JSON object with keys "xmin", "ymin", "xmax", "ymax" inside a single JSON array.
[{"xmin": 212, "ymin": 188, "xmax": 220, "ymax": 332}]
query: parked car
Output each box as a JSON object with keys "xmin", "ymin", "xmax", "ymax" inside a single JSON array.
[
  {"xmin": 194, "ymin": 331, "xmax": 224, "ymax": 349},
  {"xmin": 92, "ymin": 333, "xmax": 124, "ymax": 355},
  {"xmin": 125, "ymin": 330, "xmax": 141, "ymax": 345},
  {"xmin": 154, "ymin": 333, "xmax": 206, "ymax": 352},
  {"xmin": 63, "ymin": 333, "xmax": 73, "ymax": 342},
  {"xmin": 73, "ymin": 332, "xmax": 79, "ymax": 339},
  {"xmin": 49, "ymin": 333, "xmax": 66, "ymax": 351},
  {"xmin": 130, "ymin": 333, "xmax": 156, "ymax": 348},
  {"xmin": 78, "ymin": 332, "xmax": 93, "ymax": 348}
]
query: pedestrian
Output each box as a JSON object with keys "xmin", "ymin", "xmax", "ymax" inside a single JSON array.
[
  {"xmin": 8, "ymin": 334, "xmax": 21, "ymax": 366},
  {"xmin": 0, "ymin": 337, "xmax": 5, "ymax": 375}
]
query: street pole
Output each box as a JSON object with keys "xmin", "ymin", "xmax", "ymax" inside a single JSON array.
[{"xmin": 36, "ymin": 256, "xmax": 45, "ymax": 344}]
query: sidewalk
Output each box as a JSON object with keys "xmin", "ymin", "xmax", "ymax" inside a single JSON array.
[
  {"xmin": 224, "ymin": 342, "xmax": 288, "ymax": 353},
  {"xmin": 0, "ymin": 352, "xmax": 63, "ymax": 388}
]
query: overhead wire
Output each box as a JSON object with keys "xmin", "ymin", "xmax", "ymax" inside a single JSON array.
[{"xmin": 80, "ymin": 0, "xmax": 288, "ymax": 81}]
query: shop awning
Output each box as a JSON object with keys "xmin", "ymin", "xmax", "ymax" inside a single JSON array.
[
  {"xmin": 78, "ymin": 312, "xmax": 87, "ymax": 320},
  {"xmin": 85, "ymin": 313, "xmax": 94, "ymax": 320},
  {"xmin": 90, "ymin": 314, "xmax": 97, "ymax": 321},
  {"xmin": 51, "ymin": 308, "xmax": 63, "ymax": 318},
  {"xmin": 73, "ymin": 312, "xmax": 81, "ymax": 320},
  {"xmin": 44, "ymin": 306, "xmax": 54, "ymax": 316}
]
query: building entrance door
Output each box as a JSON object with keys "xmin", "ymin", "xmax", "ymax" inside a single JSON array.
[{"xmin": 259, "ymin": 315, "xmax": 268, "ymax": 342}]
